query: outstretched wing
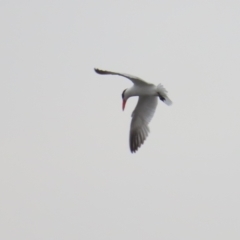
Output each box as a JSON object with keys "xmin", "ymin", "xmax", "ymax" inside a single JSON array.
[
  {"xmin": 94, "ymin": 68, "xmax": 152, "ymax": 86},
  {"xmin": 130, "ymin": 96, "xmax": 158, "ymax": 153}
]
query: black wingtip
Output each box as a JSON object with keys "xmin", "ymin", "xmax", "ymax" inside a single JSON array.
[
  {"xmin": 130, "ymin": 131, "xmax": 145, "ymax": 153},
  {"xmin": 94, "ymin": 68, "xmax": 106, "ymax": 74},
  {"xmin": 94, "ymin": 68, "xmax": 100, "ymax": 73}
]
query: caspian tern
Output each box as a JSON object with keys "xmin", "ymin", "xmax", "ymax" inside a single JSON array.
[{"xmin": 94, "ymin": 68, "xmax": 172, "ymax": 153}]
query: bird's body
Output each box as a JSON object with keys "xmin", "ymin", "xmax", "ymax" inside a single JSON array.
[
  {"xmin": 124, "ymin": 84, "xmax": 156, "ymax": 97},
  {"xmin": 94, "ymin": 68, "xmax": 172, "ymax": 153}
]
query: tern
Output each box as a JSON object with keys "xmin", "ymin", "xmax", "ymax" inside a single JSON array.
[{"xmin": 94, "ymin": 68, "xmax": 172, "ymax": 153}]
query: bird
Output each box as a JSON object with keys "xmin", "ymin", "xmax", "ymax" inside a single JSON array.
[{"xmin": 94, "ymin": 68, "xmax": 172, "ymax": 153}]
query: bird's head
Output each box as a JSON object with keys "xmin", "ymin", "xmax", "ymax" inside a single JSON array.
[{"xmin": 121, "ymin": 89, "xmax": 128, "ymax": 111}]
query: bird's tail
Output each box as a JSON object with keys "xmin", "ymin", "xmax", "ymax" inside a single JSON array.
[{"xmin": 157, "ymin": 84, "xmax": 172, "ymax": 106}]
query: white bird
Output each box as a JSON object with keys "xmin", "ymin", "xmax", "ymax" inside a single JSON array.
[{"xmin": 94, "ymin": 68, "xmax": 172, "ymax": 153}]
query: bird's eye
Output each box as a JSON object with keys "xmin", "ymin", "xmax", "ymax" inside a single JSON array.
[{"xmin": 122, "ymin": 89, "xmax": 127, "ymax": 99}]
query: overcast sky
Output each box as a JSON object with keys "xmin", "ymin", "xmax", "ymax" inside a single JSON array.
[{"xmin": 1, "ymin": 1, "xmax": 240, "ymax": 239}]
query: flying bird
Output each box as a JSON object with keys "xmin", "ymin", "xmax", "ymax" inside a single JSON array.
[{"xmin": 94, "ymin": 68, "xmax": 172, "ymax": 153}]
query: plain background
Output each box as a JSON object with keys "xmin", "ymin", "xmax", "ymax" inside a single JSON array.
[{"xmin": 1, "ymin": 1, "xmax": 240, "ymax": 239}]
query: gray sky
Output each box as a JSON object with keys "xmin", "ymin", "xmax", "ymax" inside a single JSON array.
[{"xmin": 1, "ymin": 1, "xmax": 240, "ymax": 239}]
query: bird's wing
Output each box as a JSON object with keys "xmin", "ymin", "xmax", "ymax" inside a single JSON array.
[
  {"xmin": 94, "ymin": 68, "xmax": 152, "ymax": 86},
  {"xmin": 130, "ymin": 96, "xmax": 158, "ymax": 153}
]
